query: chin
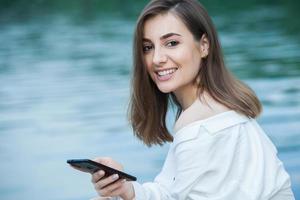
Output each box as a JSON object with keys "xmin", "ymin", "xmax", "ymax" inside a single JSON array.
[{"xmin": 156, "ymin": 85, "xmax": 176, "ymax": 94}]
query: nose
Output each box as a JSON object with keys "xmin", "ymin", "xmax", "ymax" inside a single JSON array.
[{"xmin": 152, "ymin": 47, "xmax": 167, "ymax": 66}]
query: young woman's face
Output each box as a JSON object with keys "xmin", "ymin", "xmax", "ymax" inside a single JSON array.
[{"xmin": 143, "ymin": 12, "xmax": 205, "ymax": 95}]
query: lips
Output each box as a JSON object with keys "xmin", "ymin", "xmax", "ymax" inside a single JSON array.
[
  {"xmin": 155, "ymin": 67, "xmax": 178, "ymax": 81},
  {"xmin": 155, "ymin": 67, "xmax": 178, "ymax": 75}
]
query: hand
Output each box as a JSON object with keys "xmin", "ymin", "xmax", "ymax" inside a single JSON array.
[{"xmin": 91, "ymin": 157, "xmax": 135, "ymax": 200}]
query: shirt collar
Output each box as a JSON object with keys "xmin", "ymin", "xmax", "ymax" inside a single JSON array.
[{"xmin": 202, "ymin": 110, "xmax": 250, "ymax": 134}]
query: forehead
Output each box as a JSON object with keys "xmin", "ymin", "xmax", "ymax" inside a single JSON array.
[{"xmin": 143, "ymin": 12, "xmax": 192, "ymax": 40}]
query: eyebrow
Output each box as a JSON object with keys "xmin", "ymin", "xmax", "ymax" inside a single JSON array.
[{"xmin": 143, "ymin": 32, "xmax": 182, "ymax": 42}]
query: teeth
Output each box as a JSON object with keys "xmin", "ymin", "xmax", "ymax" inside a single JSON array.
[{"xmin": 157, "ymin": 68, "xmax": 177, "ymax": 76}]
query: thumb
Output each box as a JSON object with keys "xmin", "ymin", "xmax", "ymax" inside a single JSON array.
[{"xmin": 92, "ymin": 157, "xmax": 111, "ymax": 165}]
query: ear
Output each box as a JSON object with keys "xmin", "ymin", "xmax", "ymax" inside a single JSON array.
[{"xmin": 199, "ymin": 34, "xmax": 209, "ymax": 58}]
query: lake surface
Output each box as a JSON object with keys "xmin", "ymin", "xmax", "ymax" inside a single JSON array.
[{"xmin": 0, "ymin": 1, "xmax": 299, "ymax": 199}]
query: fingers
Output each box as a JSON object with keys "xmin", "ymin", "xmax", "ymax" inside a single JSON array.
[
  {"xmin": 91, "ymin": 170, "xmax": 105, "ymax": 183},
  {"xmin": 95, "ymin": 174, "xmax": 120, "ymax": 190},
  {"xmin": 90, "ymin": 157, "xmax": 127, "ymax": 198},
  {"xmin": 99, "ymin": 179, "xmax": 126, "ymax": 197}
]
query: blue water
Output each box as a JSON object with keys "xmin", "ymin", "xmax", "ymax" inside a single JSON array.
[{"xmin": 0, "ymin": 3, "xmax": 299, "ymax": 200}]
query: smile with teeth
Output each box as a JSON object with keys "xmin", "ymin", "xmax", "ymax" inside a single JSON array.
[
  {"xmin": 156, "ymin": 68, "xmax": 178, "ymax": 76},
  {"xmin": 155, "ymin": 67, "xmax": 178, "ymax": 82}
]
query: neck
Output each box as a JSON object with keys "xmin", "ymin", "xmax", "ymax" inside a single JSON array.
[{"xmin": 173, "ymin": 85, "xmax": 199, "ymax": 111}]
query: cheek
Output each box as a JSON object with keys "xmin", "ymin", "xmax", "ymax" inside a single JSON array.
[
  {"xmin": 186, "ymin": 49, "xmax": 202, "ymax": 70},
  {"xmin": 171, "ymin": 45, "xmax": 197, "ymax": 64},
  {"xmin": 144, "ymin": 54, "xmax": 156, "ymax": 81},
  {"xmin": 144, "ymin": 55, "xmax": 153, "ymax": 72},
  {"xmin": 178, "ymin": 50, "xmax": 202, "ymax": 79},
  {"xmin": 174, "ymin": 49, "xmax": 201, "ymax": 70}
]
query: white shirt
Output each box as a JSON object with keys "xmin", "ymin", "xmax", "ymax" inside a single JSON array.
[{"xmin": 131, "ymin": 110, "xmax": 295, "ymax": 200}]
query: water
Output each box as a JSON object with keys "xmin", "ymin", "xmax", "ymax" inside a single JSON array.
[{"xmin": 0, "ymin": 1, "xmax": 299, "ymax": 199}]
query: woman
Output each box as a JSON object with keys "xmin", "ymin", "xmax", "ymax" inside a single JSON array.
[{"xmin": 90, "ymin": 0, "xmax": 295, "ymax": 199}]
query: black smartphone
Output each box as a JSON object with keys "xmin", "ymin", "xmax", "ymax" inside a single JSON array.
[{"xmin": 67, "ymin": 159, "xmax": 137, "ymax": 181}]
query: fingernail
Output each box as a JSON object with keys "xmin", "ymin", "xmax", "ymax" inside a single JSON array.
[
  {"xmin": 99, "ymin": 170, "xmax": 104, "ymax": 175},
  {"xmin": 112, "ymin": 174, "xmax": 119, "ymax": 180}
]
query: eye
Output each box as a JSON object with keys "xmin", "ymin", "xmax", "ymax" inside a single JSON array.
[
  {"xmin": 142, "ymin": 44, "xmax": 153, "ymax": 53},
  {"xmin": 166, "ymin": 40, "xmax": 179, "ymax": 47}
]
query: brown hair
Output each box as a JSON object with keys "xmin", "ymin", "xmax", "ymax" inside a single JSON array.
[{"xmin": 128, "ymin": 0, "xmax": 262, "ymax": 146}]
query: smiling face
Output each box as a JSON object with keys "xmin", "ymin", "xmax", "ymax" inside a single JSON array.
[{"xmin": 143, "ymin": 12, "xmax": 207, "ymax": 100}]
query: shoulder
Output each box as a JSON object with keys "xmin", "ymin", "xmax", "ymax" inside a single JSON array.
[
  {"xmin": 171, "ymin": 111, "xmax": 253, "ymax": 175},
  {"xmin": 173, "ymin": 94, "xmax": 232, "ymax": 133},
  {"xmin": 173, "ymin": 110, "xmax": 251, "ymax": 147}
]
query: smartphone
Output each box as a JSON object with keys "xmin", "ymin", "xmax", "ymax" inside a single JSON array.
[{"xmin": 67, "ymin": 159, "xmax": 137, "ymax": 181}]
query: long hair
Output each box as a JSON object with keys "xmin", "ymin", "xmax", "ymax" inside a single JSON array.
[{"xmin": 128, "ymin": 0, "xmax": 262, "ymax": 146}]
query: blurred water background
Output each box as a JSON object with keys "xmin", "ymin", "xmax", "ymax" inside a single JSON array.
[{"xmin": 0, "ymin": 0, "xmax": 299, "ymax": 199}]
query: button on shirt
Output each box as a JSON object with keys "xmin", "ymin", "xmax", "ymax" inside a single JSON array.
[{"xmin": 131, "ymin": 111, "xmax": 295, "ymax": 200}]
